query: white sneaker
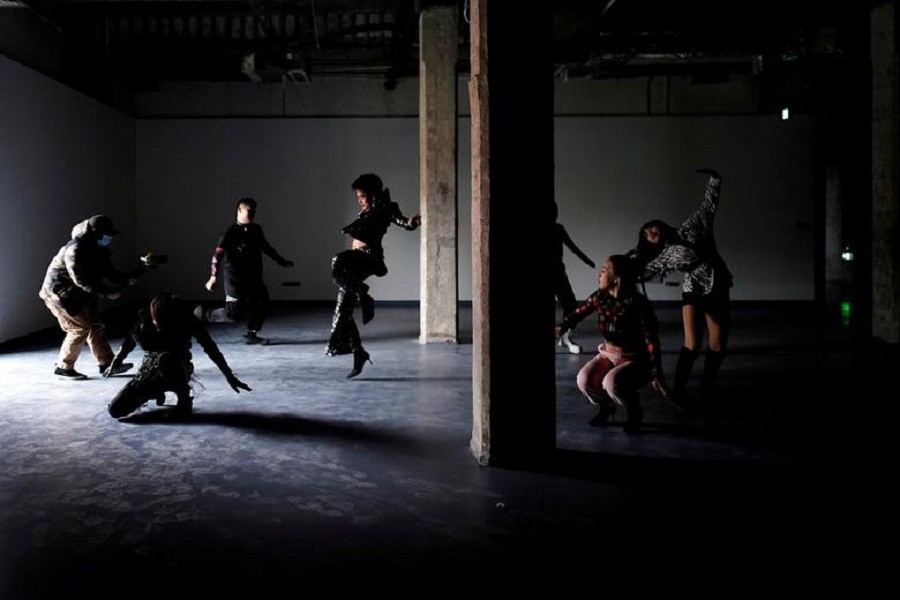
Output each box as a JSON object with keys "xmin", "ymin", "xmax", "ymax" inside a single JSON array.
[{"xmin": 561, "ymin": 331, "xmax": 582, "ymax": 354}]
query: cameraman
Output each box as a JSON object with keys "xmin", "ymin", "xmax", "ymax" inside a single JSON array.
[{"xmin": 39, "ymin": 214, "xmax": 140, "ymax": 380}]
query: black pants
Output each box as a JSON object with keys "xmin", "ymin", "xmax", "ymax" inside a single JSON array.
[
  {"xmin": 107, "ymin": 352, "xmax": 193, "ymax": 419},
  {"xmin": 209, "ymin": 282, "xmax": 270, "ymax": 332},
  {"xmin": 325, "ymin": 249, "xmax": 385, "ymax": 356},
  {"xmin": 553, "ymin": 264, "xmax": 579, "ymax": 319}
]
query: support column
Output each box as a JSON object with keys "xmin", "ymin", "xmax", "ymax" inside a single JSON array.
[
  {"xmin": 469, "ymin": 0, "xmax": 557, "ymax": 467},
  {"xmin": 419, "ymin": 5, "xmax": 459, "ymax": 343},
  {"xmin": 871, "ymin": 2, "xmax": 900, "ymax": 343}
]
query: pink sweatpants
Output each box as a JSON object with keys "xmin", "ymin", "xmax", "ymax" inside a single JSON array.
[{"xmin": 576, "ymin": 343, "xmax": 650, "ymax": 407}]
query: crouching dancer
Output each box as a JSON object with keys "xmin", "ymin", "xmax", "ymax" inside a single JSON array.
[{"xmin": 106, "ymin": 292, "xmax": 251, "ymax": 419}]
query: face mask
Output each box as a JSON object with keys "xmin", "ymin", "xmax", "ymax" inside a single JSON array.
[{"xmin": 97, "ymin": 234, "xmax": 113, "ymax": 247}]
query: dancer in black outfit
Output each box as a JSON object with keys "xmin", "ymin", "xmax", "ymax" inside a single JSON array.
[
  {"xmin": 552, "ymin": 203, "xmax": 596, "ymax": 354},
  {"xmin": 325, "ymin": 173, "xmax": 421, "ymax": 378},
  {"xmin": 106, "ymin": 292, "xmax": 250, "ymax": 419},
  {"xmin": 199, "ymin": 197, "xmax": 294, "ymax": 345}
]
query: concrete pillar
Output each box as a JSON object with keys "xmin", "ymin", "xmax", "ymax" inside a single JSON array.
[
  {"xmin": 871, "ymin": 2, "xmax": 900, "ymax": 344},
  {"xmin": 469, "ymin": 0, "xmax": 557, "ymax": 467},
  {"xmin": 419, "ymin": 5, "xmax": 459, "ymax": 344}
]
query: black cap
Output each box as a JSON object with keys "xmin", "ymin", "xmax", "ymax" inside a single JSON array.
[{"xmin": 88, "ymin": 214, "xmax": 119, "ymax": 236}]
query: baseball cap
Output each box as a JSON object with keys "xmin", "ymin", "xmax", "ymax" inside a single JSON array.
[{"xmin": 88, "ymin": 214, "xmax": 120, "ymax": 236}]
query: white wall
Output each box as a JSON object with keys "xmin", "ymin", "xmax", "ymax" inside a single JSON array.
[
  {"xmin": 555, "ymin": 115, "xmax": 817, "ymax": 301},
  {"xmin": 135, "ymin": 118, "xmax": 428, "ymax": 303},
  {"xmin": 135, "ymin": 112, "xmax": 814, "ymax": 304},
  {"xmin": 0, "ymin": 54, "xmax": 135, "ymax": 343},
  {"xmin": 1, "ymin": 66, "xmax": 817, "ymax": 343}
]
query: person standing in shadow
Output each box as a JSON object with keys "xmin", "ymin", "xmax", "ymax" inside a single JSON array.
[
  {"xmin": 325, "ymin": 173, "xmax": 421, "ymax": 378},
  {"xmin": 556, "ymin": 254, "xmax": 669, "ymax": 433},
  {"xmin": 106, "ymin": 292, "xmax": 250, "ymax": 420},
  {"xmin": 552, "ymin": 203, "xmax": 596, "ymax": 354},
  {"xmin": 198, "ymin": 197, "xmax": 295, "ymax": 345},
  {"xmin": 631, "ymin": 168, "xmax": 733, "ymax": 414}
]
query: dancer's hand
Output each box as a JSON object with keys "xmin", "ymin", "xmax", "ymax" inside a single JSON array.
[
  {"xmin": 554, "ymin": 325, "xmax": 563, "ymax": 340},
  {"xmin": 205, "ymin": 276, "xmax": 217, "ymax": 291},
  {"xmin": 650, "ymin": 376, "xmax": 670, "ymax": 399},
  {"xmin": 103, "ymin": 359, "xmax": 122, "ymax": 378},
  {"xmin": 407, "ymin": 214, "xmax": 422, "ymax": 230},
  {"xmin": 226, "ymin": 373, "xmax": 252, "ymax": 393}
]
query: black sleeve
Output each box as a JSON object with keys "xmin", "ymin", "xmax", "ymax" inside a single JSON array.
[
  {"xmin": 191, "ymin": 317, "xmax": 233, "ymax": 377},
  {"xmin": 210, "ymin": 228, "xmax": 232, "ymax": 277},
  {"xmin": 112, "ymin": 314, "xmax": 142, "ymax": 363},
  {"xmin": 559, "ymin": 291, "xmax": 599, "ymax": 332},
  {"xmin": 257, "ymin": 225, "xmax": 289, "ymax": 266}
]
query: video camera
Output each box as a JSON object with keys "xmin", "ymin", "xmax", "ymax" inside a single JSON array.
[{"xmin": 140, "ymin": 251, "xmax": 169, "ymax": 269}]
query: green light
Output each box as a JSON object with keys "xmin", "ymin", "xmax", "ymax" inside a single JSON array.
[{"xmin": 841, "ymin": 301, "xmax": 851, "ymax": 319}]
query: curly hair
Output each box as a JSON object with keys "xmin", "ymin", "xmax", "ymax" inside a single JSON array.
[{"xmin": 351, "ymin": 173, "xmax": 384, "ymax": 197}]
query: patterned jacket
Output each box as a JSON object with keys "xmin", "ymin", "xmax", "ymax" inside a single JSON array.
[
  {"xmin": 642, "ymin": 174, "xmax": 733, "ymax": 295},
  {"xmin": 39, "ymin": 219, "xmax": 131, "ymax": 313},
  {"xmin": 560, "ymin": 289, "xmax": 664, "ymax": 377}
]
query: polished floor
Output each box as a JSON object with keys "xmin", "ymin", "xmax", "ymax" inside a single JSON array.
[{"xmin": 0, "ymin": 302, "xmax": 888, "ymax": 596}]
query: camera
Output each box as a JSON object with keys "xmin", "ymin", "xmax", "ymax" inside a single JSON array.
[{"xmin": 140, "ymin": 251, "xmax": 168, "ymax": 269}]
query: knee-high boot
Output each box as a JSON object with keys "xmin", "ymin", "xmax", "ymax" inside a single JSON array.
[
  {"xmin": 325, "ymin": 288, "xmax": 360, "ymax": 356},
  {"xmin": 672, "ymin": 347, "xmax": 700, "ymax": 409},
  {"xmin": 700, "ymin": 349, "xmax": 725, "ymax": 410}
]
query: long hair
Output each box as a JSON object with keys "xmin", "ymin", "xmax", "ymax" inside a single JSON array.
[
  {"xmin": 607, "ymin": 254, "xmax": 640, "ymax": 294},
  {"xmin": 633, "ymin": 219, "xmax": 676, "ymax": 266},
  {"xmin": 150, "ymin": 292, "xmax": 190, "ymax": 332}
]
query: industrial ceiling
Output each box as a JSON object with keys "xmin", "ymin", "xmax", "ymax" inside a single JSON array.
[{"xmin": 0, "ymin": 0, "xmax": 876, "ymax": 111}]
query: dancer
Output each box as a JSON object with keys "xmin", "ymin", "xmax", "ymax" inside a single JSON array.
[
  {"xmin": 325, "ymin": 173, "xmax": 421, "ymax": 378},
  {"xmin": 552, "ymin": 203, "xmax": 596, "ymax": 354},
  {"xmin": 556, "ymin": 254, "xmax": 669, "ymax": 433},
  {"xmin": 106, "ymin": 292, "xmax": 250, "ymax": 419},
  {"xmin": 632, "ymin": 168, "xmax": 732, "ymax": 412},
  {"xmin": 199, "ymin": 197, "xmax": 294, "ymax": 345}
]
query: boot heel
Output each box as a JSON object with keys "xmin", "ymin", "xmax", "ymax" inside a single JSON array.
[{"xmin": 347, "ymin": 350, "xmax": 372, "ymax": 379}]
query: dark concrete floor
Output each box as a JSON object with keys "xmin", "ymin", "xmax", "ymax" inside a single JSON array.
[{"xmin": 0, "ymin": 302, "xmax": 888, "ymax": 596}]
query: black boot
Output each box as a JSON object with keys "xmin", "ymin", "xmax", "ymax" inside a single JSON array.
[
  {"xmin": 325, "ymin": 288, "xmax": 359, "ymax": 356},
  {"xmin": 671, "ymin": 347, "xmax": 700, "ymax": 412},
  {"xmin": 588, "ymin": 399, "xmax": 617, "ymax": 427},
  {"xmin": 167, "ymin": 386, "xmax": 193, "ymax": 419},
  {"xmin": 623, "ymin": 399, "xmax": 643, "ymax": 434},
  {"xmin": 347, "ymin": 348, "xmax": 372, "ymax": 379},
  {"xmin": 360, "ymin": 286, "xmax": 376, "ymax": 325},
  {"xmin": 700, "ymin": 349, "xmax": 725, "ymax": 413}
]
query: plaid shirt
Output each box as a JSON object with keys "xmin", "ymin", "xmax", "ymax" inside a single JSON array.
[{"xmin": 560, "ymin": 289, "xmax": 663, "ymax": 376}]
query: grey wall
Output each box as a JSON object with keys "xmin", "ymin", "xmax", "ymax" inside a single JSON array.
[
  {"xmin": 0, "ymin": 54, "xmax": 135, "ymax": 343},
  {"xmin": 555, "ymin": 115, "xmax": 816, "ymax": 301},
  {"xmin": 135, "ymin": 117, "xmax": 428, "ymax": 303},
  {"xmin": 0, "ymin": 62, "xmax": 816, "ymax": 343},
  {"xmin": 136, "ymin": 113, "xmax": 814, "ymax": 304}
]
